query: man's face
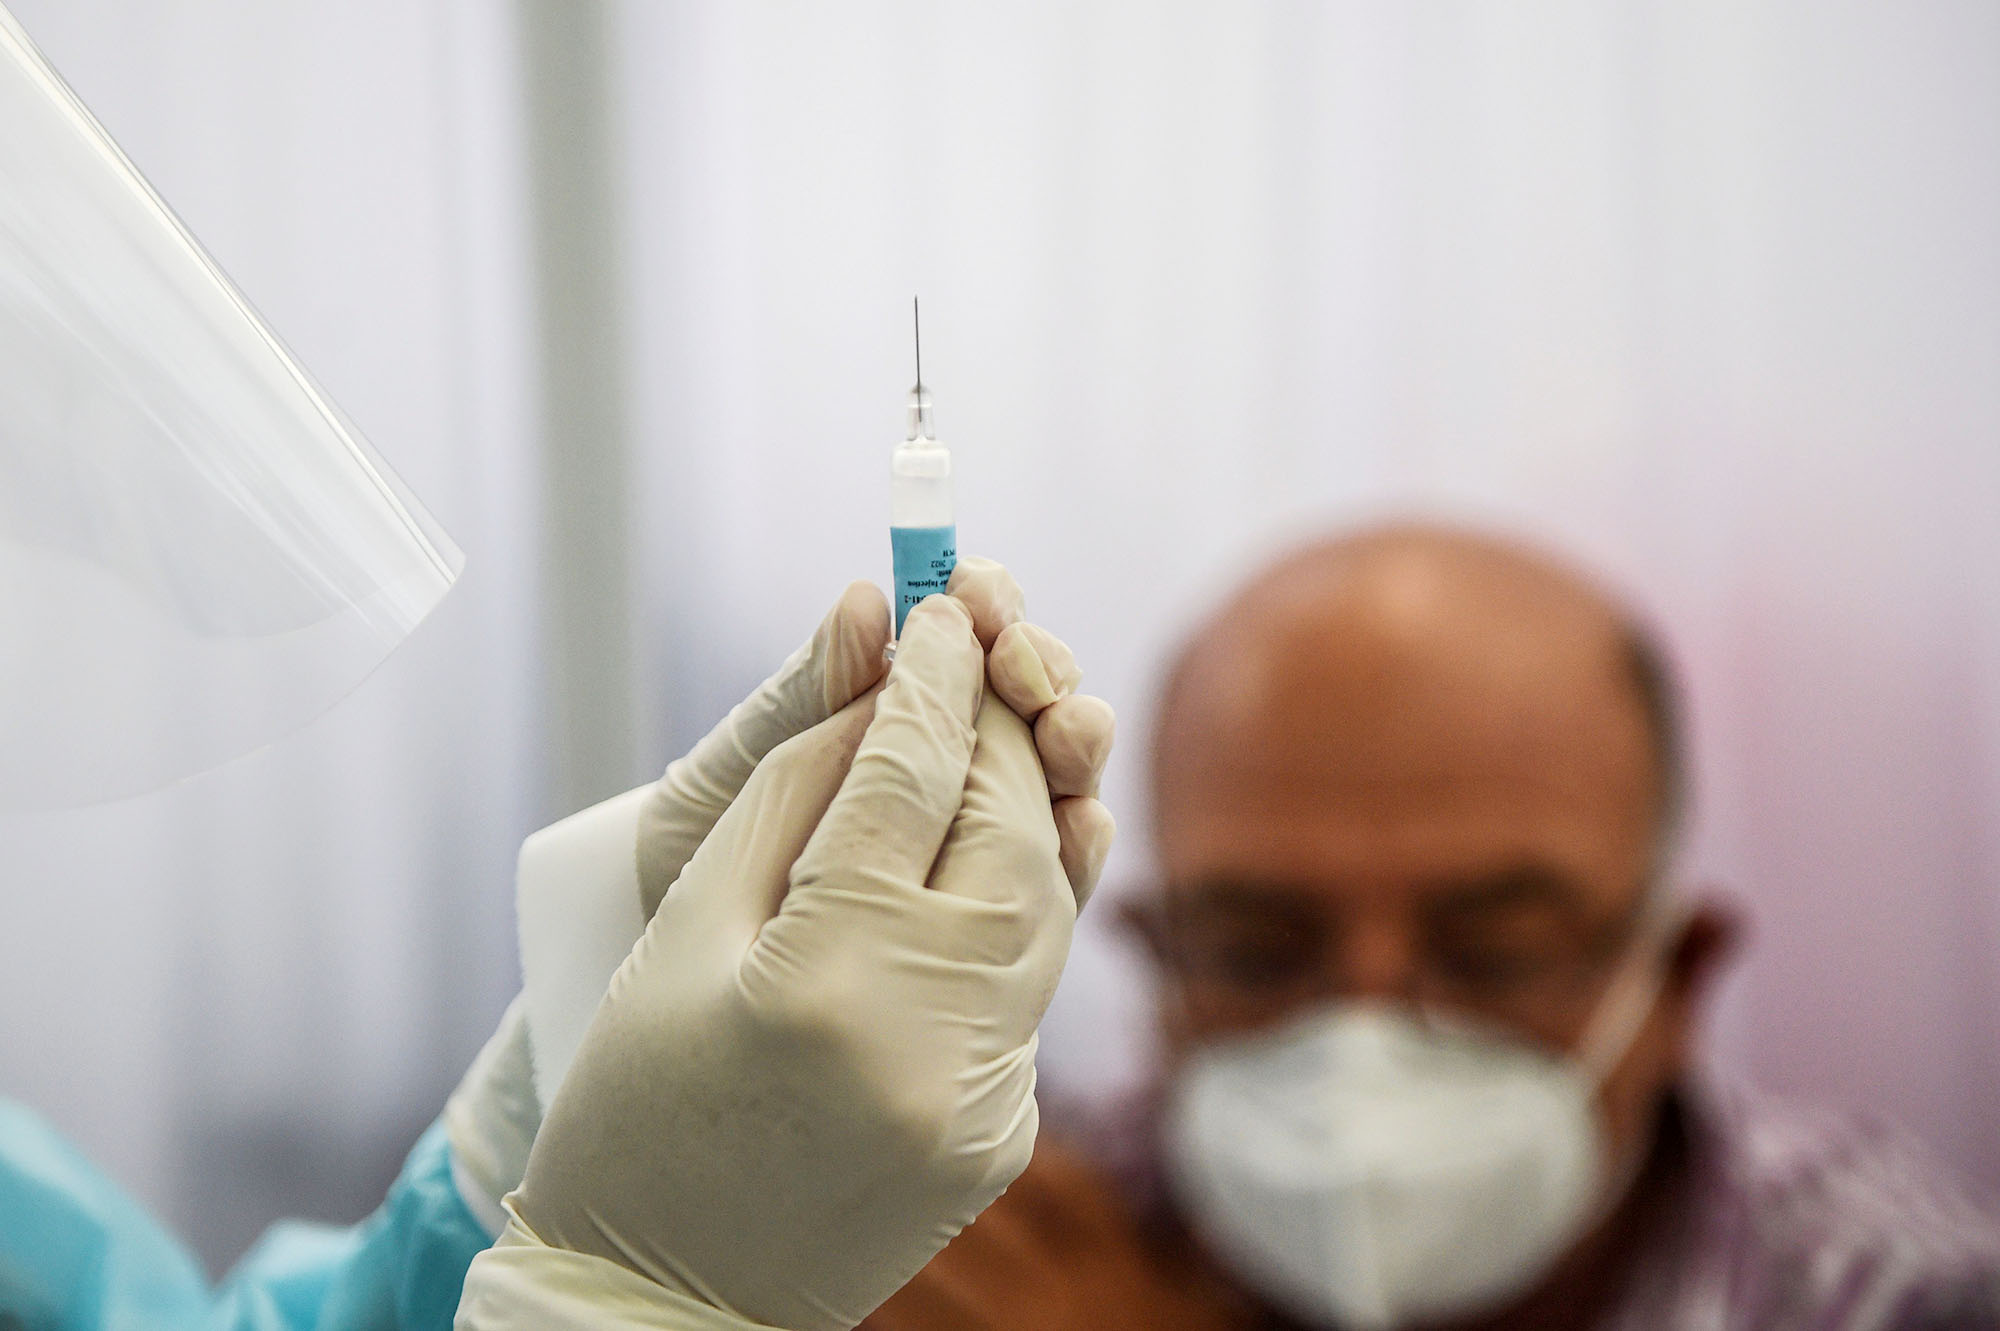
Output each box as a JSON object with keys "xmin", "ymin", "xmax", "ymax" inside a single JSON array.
[{"xmin": 1147, "ymin": 544, "xmax": 1683, "ymax": 1165}]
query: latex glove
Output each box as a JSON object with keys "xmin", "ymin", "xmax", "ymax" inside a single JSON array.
[
  {"xmin": 440, "ymin": 997, "xmax": 541, "ymax": 1237},
  {"xmin": 635, "ymin": 580, "xmax": 893, "ymax": 922},
  {"xmin": 949, "ymin": 558, "xmax": 1116, "ymax": 907},
  {"xmin": 519, "ymin": 561, "xmax": 1114, "ymax": 1110},
  {"xmin": 447, "ymin": 585, "xmax": 895, "ymax": 1228},
  {"xmin": 640, "ymin": 556, "xmax": 1113, "ymax": 918},
  {"xmin": 859, "ymin": 1140, "xmax": 1247, "ymax": 1331},
  {"xmin": 457, "ymin": 592, "xmax": 1109, "ymax": 1330}
]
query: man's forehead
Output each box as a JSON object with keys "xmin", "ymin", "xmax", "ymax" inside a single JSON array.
[
  {"xmin": 1150, "ymin": 526, "xmax": 1663, "ymax": 906},
  {"xmin": 1158, "ymin": 627, "xmax": 1654, "ymax": 822},
  {"xmin": 1164, "ymin": 857, "xmax": 1623, "ymax": 931},
  {"xmin": 1160, "ymin": 781, "xmax": 1647, "ymax": 882},
  {"xmin": 1167, "ymin": 557, "xmax": 1631, "ymax": 739}
]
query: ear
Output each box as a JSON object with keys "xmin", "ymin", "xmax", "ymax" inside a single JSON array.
[
  {"xmin": 1115, "ymin": 893, "xmax": 1205, "ymax": 1062},
  {"xmin": 1664, "ymin": 892, "xmax": 1745, "ymax": 1008},
  {"xmin": 1114, "ymin": 893, "xmax": 1172, "ymax": 965},
  {"xmin": 1618, "ymin": 893, "xmax": 1745, "ymax": 1120}
]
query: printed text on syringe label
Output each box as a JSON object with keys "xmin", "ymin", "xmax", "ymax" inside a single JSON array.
[{"xmin": 890, "ymin": 524, "xmax": 958, "ymax": 632}]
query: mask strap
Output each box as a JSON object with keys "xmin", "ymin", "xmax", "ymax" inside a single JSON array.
[{"xmin": 1574, "ymin": 893, "xmax": 1689, "ymax": 1085}]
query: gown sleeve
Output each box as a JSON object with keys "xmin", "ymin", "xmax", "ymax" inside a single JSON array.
[{"xmin": 0, "ymin": 1100, "xmax": 491, "ymax": 1331}]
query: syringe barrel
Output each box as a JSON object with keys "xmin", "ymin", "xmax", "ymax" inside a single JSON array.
[
  {"xmin": 890, "ymin": 442, "xmax": 953, "ymax": 526},
  {"xmin": 890, "ymin": 441, "xmax": 955, "ymax": 633}
]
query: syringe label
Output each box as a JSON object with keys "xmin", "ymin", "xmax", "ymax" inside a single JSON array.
[{"xmin": 891, "ymin": 524, "xmax": 958, "ymax": 633}]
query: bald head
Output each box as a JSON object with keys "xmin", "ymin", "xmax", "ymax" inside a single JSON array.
[
  {"xmin": 1140, "ymin": 526, "xmax": 1718, "ymax": 1306},
  {"xmin": 1156, "ymin": 524, "xmax": 1679, "ymax": 864},
  {"xmin": 1142, "ymin": 523, "xmax": 1685, "ymax": 1055}
]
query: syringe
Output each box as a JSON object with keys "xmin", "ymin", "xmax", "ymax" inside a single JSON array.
[{"xmin": 890, "ymin": 297, "xmax": 956, "ymax": 637}]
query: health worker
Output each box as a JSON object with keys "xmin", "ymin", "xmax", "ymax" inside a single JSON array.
[
  {"xmin": 3, "ymin": 562, "xmax": 1118, "ymax": 1331},
  {"xmin": 2, "ymin": 4, "xmax": 1117, "ymax": 1324}
]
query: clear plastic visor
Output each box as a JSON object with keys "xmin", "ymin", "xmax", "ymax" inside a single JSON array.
[{"xmin": 0, "ymin": 4, "xmax": 462, "ymax": 810}]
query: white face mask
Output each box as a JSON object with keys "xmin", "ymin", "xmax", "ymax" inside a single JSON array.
[{"xmin": 1162, "ymin": 907, "xmax": 1676, "ymax": 1331}]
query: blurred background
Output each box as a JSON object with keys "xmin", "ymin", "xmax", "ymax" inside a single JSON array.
[{"xmin": 0, "ymin": 0, "xmax": 1995, "ymax": 1272}]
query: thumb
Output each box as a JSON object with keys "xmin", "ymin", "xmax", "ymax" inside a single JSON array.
[
  {"xmin": 636, "ymin": 692, "xmax": 880, "ymax": 971},
  {"xmin": 639, "ymin": 582, "xmax": 891, "ymax": 916},
  {"xmin": 789, "ymin": 595, "xmax": 984, "ymax": 898}
]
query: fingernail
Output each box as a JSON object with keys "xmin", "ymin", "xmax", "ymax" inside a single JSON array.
[
  {"xmin": 1023, "ymin": 624, "xmax": 1081, "ymax": 699},
  {"xmin": 1065, "ymin": 696, "xmax": 1116, "ymax": 769},
  {"xmin": 947, "ymin": 556, "xmax": 1026, "ymax": 648},
  {"xmin": 994, "ymin": 626, "xmax": 1059, "ymax": 709}
]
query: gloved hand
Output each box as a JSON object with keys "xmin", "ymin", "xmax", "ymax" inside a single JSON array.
[
  {"xmin": 441, "ymin": 997, "xmax": 541, "ymax": 1238},
  {"xmin": 636, "ymin": 558, "xmax": 1114, "ymax": 920},
  {"xmin": 445, "ymin": 584, "xmax": 893, "ymax": 1234},
  {"xmin": 456, "ymin": 568, "xmax": 1115, "ymax": 1330},
  {"xmin": 510, "ymin": 556, "xmax": 1117, "ymax": 1121},
  {"xmin": 633, "ymin": 579, "xmax": 893, "ymax": 923}
]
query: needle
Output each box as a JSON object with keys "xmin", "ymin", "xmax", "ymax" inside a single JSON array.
[{"xmin": 913, "ymin": 296, "xmax": 923, "ymax": 394}]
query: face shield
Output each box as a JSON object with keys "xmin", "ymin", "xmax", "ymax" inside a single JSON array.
[{"xmin": 0, "ymin": 4, "xmax": 462, "ymax": 810}]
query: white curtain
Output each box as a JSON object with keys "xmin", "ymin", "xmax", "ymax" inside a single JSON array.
[
  {"xmin": 612, "ymin": 0, "xmax": 2000, "ymax": 1201},
  {"xmin": 0, "ymin": 0, "xmax": 543, "ymax": 1269}
]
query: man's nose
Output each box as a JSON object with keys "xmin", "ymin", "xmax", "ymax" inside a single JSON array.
[{"xmin": 1335, "ymin": 914, "xmax": 1423, "ymax": 1001}]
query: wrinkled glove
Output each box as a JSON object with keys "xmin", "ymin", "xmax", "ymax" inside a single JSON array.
[
  {"xmin": 441, "ymin": 996, "xmax": 542, "ymax": 1238},
  {"xmin": 458, "ymin": 570, "xmax": 1114, "ymax": 1331},
  {"xmin": 640, "ymin": 559, "xmax": 1113, "ymax": 919},
  {"xmin": 446, "ymin": 582, "xmax": 894, "ymax": 1230},
  {"xmin": 516, "ymin": 560, "xmax": 1115, "ymax": 1110},
  {"xmin": 634, "ymin": 579, "xmax": 893, "ymax": 923}
]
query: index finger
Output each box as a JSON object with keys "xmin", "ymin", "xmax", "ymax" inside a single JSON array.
[{"xmin": 790, "ymin": 594, "xmax": 985, "ymax": 892}]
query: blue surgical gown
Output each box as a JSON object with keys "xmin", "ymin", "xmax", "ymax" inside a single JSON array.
[{"xmin": 0, "ymin": 1099, "xmax": 491, "ymax": 1331}]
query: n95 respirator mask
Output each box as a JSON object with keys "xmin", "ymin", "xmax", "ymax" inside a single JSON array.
[{"xmin": 1163, "ymin": 911, "xmax": 1675, "ymax": 1330}]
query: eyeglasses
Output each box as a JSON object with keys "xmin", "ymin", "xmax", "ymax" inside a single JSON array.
[{"xmin": 1130, "ymin": 881, "xmax": 1650, "ymax": 1039}]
